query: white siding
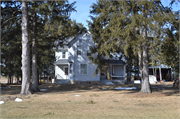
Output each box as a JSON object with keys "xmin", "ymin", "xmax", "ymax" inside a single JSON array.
[
  {"xmin": 70, "ymin": 33, "xmax": 100, "ymax": 81},
  {"xmin": 55, "ymin": 51, "xmax": 62, "ymax": 61},
  {"xmin": 56, "ymin": 50, "xmax": 68, "ymax": 61},
  {"xmin": 68, "ymin": 46, "xmax": 75, "ymax": 81},
  {"xmin": 55, "ymin": 65, "xmax": 68, "ymax": 79},
  {"xmin": 55, "ymin": 65, "xmax": 64, "ymax": 79}
]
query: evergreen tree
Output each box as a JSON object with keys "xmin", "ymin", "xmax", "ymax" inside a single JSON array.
[
  {"xmin": 161, "ymin": 10, "xmax": 179, "ymax": 77},
  {"xmin": 29, "ymin": 1, "xmax": 85, "ymax": 92},
  {"xmin": 1, "ymin": 1, "xmax": 22, "ymax": 83},
  {"xmin": 31, "ymin": 1, "xmax": 39, "ymax": 92},
  {"xmin": 88, "ymin": 0, "xmax": 174, "ymax": 93},
  {"xmin": 1, "ymin": 1, "xmax": 86, "ymax": 94},
  {"xmin": 20, "ymin": 0, "xmax": 31, "ymax": 95}
]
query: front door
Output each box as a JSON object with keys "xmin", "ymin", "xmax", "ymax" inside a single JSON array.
[{"xmin": 64, "ymin": 66, "xmax": 68, "ymax": 79}]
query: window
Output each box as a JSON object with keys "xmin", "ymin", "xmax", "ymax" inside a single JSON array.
[
  {"xmin": 87, "ymin": 36, "xmax": 90, "ymax": 41},
  {"xmin": 87, "ymin": 47, "xmax": 91, "ymax": 56},
  {"xmin": 65, "ymin": 67, "xmax": 68, "ymax": 75},
  {"xmin": 77, "ymin": 45, "xmax": 81, "ymax": 55},
  {"xmin": 79, "ymin": 39, "xmax": 82, "ymax": 42},
  {"xmin": 80, "ymin": 64, "xmax": 87, "ymax": 74},
  {"xmin": 62, "ymin": 51, "xmax": 66, "ymax": 58}
]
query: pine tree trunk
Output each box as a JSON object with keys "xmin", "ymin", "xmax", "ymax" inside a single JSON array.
[
  {"xmin": 140, "ymin": 6, "xmax": 151, "ymax": 93},
  {"xmin": 138, "ymin": 71, "xmax": 139, "ymax": 80},
  {"xmin": 140, "ymin": 23, "xmax": 151, "ymax": 93},
  {"xmin": 130, "ymin": 67, "xmax": 132, "ymax": 82},
  {"xmin": 7, "ymin": 76, "xmax": 9, "ymax": 84},
  {"xmin": 17, "ymin": 76, "xmax": 19, "ymax": 84},
  {"xmin": 44, "ymin": 72, "xmax": 45, "ymax": 83},
  {"xmin": 135, "ymin": 26, "xmax": 143, "ymax": 81},
  {"xmin": 20, "ymin": 1, "xmax": 31, "ymax": 95},
  {"xmin": 159, "ymin": 65, "xmax": 162, "ymax": 81},
  {"xmin": 37, "ymin": 71, "xmax": 40, "ymax": 85},
  {"xmin": 31, "ymin": 11, "xmax": 39, "ymax": 92},
  {"xmin": 47, "ymin": 66, "xmax": 49, "ymax": 83},
  {"xmin": 134, "ymin": 5, "xmax": 143, "ymax": 81},
  {"xmin": 12, "ymin": 76, "xmax": 13, "ymax": 84},
  {"xmin": 10, "ymin": 75, "xmax": 12, "ymax": 84},
  {"xmin": 138, "ymin": 50, "xmax": 143, "ymax": 81},
  {"xmin": 141, "ymin": 42, "xmax": 151, "ymax": 93},
  {"xmin": 171, "ymin": 68, "xmax": 172, "ymax": 81},
  {"xmin": 47, "ymin": 72, "xmax": 49, "ymax": 83},
  {"xmin": 9, "ymin": 75, "xmax": 11, "ymax": 84}
]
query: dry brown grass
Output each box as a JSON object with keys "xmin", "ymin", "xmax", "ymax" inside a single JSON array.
[{"xmin": 0, "ymin": 82, "xmax": 179, "ymax": 119}]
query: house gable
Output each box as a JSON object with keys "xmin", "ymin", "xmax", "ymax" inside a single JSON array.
[{"xmin": 68, "ymin": 31, "xmax": 92, "ymax": 48}]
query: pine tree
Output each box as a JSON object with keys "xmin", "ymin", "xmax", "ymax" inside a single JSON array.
[
  {"xmin": 1, "ymin": 1, "xmax": 84, "ymax": 88},
  {"xmin": 31, "ymin": 1, "xmax": 39, "ymax": 92},
  {"xmin": 88, "ymin": 0, "xmax": 174, "ymax": 93},
  {"xmin": 20, "ymin": 0, "xmax": 31, "ymax": 95},
  {"xmin": 161, "ymin": 10, "xmax": 179, "ymax": 77},
  {"xmin": 29, "ymin": 1, "xmax": 85, "ymax": 91},
  {"xmin": 1, "ymin": 1, "xmax": 22, "ymax": 83}
]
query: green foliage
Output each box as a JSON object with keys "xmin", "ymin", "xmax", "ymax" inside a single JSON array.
[
  {"xmin": 1, "ymin": 1, "xmax": 86, "ymax": 80},
  {"xmin": 88, "ymin": 0, "xmax": 179, "ymax": 76},
  {"xmin": 161, "ymin": 11, "xmax": 179, "ymax": 76},
  {"xmin": 1, "ymin": 1, "xmax": 22, "ymax": 79}
]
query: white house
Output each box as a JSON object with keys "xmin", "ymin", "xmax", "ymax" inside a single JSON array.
[{"xmin": 55, "ymin": 31, "xmax": 126, "ymax": 84}]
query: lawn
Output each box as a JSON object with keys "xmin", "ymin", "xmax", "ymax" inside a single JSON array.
[{"xmin": 0, "ymin": 82, "xmax": 179, "ymax": 119}]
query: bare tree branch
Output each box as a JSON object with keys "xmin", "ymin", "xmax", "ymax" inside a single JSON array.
[{"xmin": 1, "ymin": 16, "xmax": 20, "ymax": 28}]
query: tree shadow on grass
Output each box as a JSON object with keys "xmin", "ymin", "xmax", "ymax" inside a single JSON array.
[
  {"xmin": 123, "ymin": 84, "xmax": 179, "ymax": 97},
  {"xmin": 0, "ymin": 83, "xmax": 179, "ymax": 97}
]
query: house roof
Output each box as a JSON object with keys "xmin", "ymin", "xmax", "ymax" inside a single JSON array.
[
  {"xmin": 53, "ymin": 37, "xmax": 74, "ymax": 50},
  {"xmin": 54, "ymin": 31, "xmax": 91, "ymax": 50},
  {"xmin": 68, "ymin": 31, "xmax": 92, "ymax": 48}
]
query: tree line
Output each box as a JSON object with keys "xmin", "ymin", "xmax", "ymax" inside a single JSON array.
[
  {"xmin": 1, "ymin": 0, "xmax": 179, "ymax": 94},
  {"xmin": 1, "ymin": 0, "xmax": 86, "ymax": 94},
  {"xmin": 87, "ymin": 0, "xmax": 179, "ymax": 93}
]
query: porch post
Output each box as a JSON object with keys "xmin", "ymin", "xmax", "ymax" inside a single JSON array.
[
  {"xmin": 124, "ymin": 65, "xmax": 126, "ymax": 82},
  {"xmin": 54, "ymin": 62, "xmax": 56, "ymax": 79},
  {"xmin": 68, "ymin": 63, "xmax": 70, "ymax": 80}
]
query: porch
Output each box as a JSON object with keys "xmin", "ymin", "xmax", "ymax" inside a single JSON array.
[
  {"xmin": 55, "ymin": 59, "xmax": 69, "ymax": 80},
  {"xmin": 100, "ymin": 60, "xmax": 126, "ymax": 83}
]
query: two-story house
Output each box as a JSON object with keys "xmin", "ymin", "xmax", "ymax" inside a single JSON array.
[{"xmin": 55, "ymin": 31, "xmax": 126, "ymax": 84}]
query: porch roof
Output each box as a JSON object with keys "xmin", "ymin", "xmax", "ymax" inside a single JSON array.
[
  {"xmin": 104, "ymin": 60, "xmax": 125, "ymax": 65},
  {"xmin": 55, "ymin": 59, "xmax": 69, "ymax": 64}
]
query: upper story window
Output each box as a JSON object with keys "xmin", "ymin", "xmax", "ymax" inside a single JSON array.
[
  {"xmin": 87, "ymin": 47, "xmax": 91, "ymax": 56},
  {"xmin": 77, "ymin": 45, "xmax": 81, "ymax": 56},
  {"xmin": 87, "ymin": 36, "xmax": 90, "ymax": 40},
  {"xmin": 62, "ymin": 51, "xmax": 66, "ymax": 58},
  {"xmin": 79, "ymin": 39, "xmax": 82, "ymax": 43}
]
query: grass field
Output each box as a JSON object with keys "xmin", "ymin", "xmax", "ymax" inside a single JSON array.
[{"xmin": 0, "ymin": 82, "xmax": 179, "ymax": 119}]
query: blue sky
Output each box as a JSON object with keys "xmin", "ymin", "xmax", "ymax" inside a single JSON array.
[
  {"xmin": 69, "ymin": 0, "xmax": 96, "ymax": 29},
  {"xmin": 69, "ymin": 0, "xmax": 179, "ymax": 30}
]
